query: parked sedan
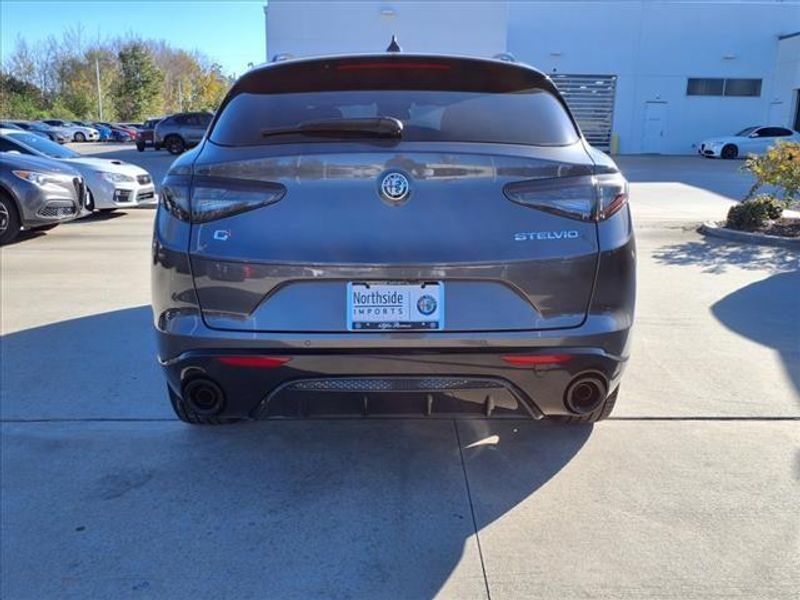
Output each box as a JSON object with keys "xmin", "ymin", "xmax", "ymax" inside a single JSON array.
[
  {"xmin": 0, "ymin": 129, "xmax": 157, "ymax": 212},
  {"xmin": 39, "ymin": 119, "xmax": 99, "ymax": 142},
  {"xmin": 95, "ymin": 122, "xmax": 134, "ymax": 142},
  {"xmin": 7, "ymin": 121, "xmax": 69, "ymax": 143},
  {"xmin": 0, "ymin": 151, "xmax": 85, "ymax": 244},
  {"xmin": 698, "ymin": 126, "xmax": 800, "ymax": 159}
]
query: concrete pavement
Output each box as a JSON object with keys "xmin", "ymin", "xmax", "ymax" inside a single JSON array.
[{"xmin": 1, "ymin": 146, "xmax": 798, "ymax": 599}]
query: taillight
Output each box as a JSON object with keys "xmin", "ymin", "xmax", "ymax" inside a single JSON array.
[
  {"xmin": 503, "ymin": 172, "xmax": 628, "ymax": 222},
  {"xmin": 161, "ymin": 177, "xmax": 286, "ymax": 223}
]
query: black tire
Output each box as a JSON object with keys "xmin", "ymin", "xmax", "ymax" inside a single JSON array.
[
  {"xmin": 721, "ymin": 144, "xmax": 738, "ymax": 160},
  {"xmin": 552, "ymin": 386, "xmax": 619, "ymax": 424},
  {"xmin": 74, "ymin": 131, "xmax": 86, "ymax": 143},
  {"xmin": 167, "ymin": 385, "xmax": 240, "ymax": 425},
  {"xmin": 154, "ymin": 143, "xmax": 162, "ymax": 151},
  {"xmin": 0, "ymin": 193, "xmax": 21, "ymax": 245},
  {"xmin": 165, "ymin": 135, "xmax": 185, "ymax": 155},
  {"xmin": 136, "ymin": 142, "xmax": 145, "ymax": 152}
]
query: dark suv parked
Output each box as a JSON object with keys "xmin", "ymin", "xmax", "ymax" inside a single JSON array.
[
  {"xmin": 135, "ymin": 118, "xmax": 164, "ymax": 152},
  {"xmin": 154, "ymin": 112, "xmax": 212, "ymax": 155},
  {"xmin": 152, "ymin": 53, "xmax": 636, "ymax": 425}
]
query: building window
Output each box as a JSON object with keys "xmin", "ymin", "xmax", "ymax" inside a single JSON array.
[
  {"xmin": 723, "ymin": 79, "xmax": 762, "ymax": 97},
  {"xmin": 687, "ymin": 78, "xmax": 762, "ymax": 97},
  {"xmin": 687, "ymin": 78, "xmax": 724, "ymax": 96}
]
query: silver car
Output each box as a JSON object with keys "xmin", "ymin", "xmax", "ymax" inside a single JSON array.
[
  {"xmin": 40, "ymin": 119, "xmax": 99, "ymax": 142},
  {"xmin": 0, "ymin": 129, "xmax": 157, "ymax": 211},
  {"xmin": 153, "ymin": 112, "xmax": 213, "ymax": 155},
  {"xmin": 0, "ymin": 151, "xmax": 85, "ymax": 244},
  {"xmin": 152, "ymin": 53, "xmax": 636, "ymax": 425}
]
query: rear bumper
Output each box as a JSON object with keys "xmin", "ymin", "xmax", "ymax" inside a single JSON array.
[{"xmin": 157, "ymin": 320, "xmax": 630, "ymax": 419}]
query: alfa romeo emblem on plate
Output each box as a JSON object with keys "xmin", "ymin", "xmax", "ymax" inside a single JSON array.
[
  {"xmin": 380, "ymin": 171, "xmax": 410, "ymax": 203},
  {"xmin": 417, "ymin": 294, "xmax": 437, "ymax": 316}
]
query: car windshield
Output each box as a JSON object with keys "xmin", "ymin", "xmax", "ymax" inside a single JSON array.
[
  {"xmin": 735, "ymin": 127, "xmax": 757, "ymax": 136},
  {"xmin": 8, "ymin": 131, "xmax": 79, "ymax": 158}
]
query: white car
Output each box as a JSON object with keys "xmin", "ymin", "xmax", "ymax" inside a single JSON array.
[
  {"xmin": 698, "ymin": 126, "xmax": 800, "ymax": 159},
  {"xmin": 0, "ymin": 128, "xmax": 157, "ymax": 211},
  {"xmin": 39, "ymin": 119, "xmax": 100, "ymax": 143}
]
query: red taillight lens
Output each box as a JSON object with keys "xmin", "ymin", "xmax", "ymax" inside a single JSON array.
[
  {"xmin": 217, "ymin": 356, "xmax": 291, "ymax": 368},
  {"xmin": 503, "ymin": 172, "xmax": 628, "ymax": 222},
  {"xmin": 595, "ymin": 173, "xmax": 629, "ymax": 220},
  {"xmin": 502, "ymin": 354, "xmax": 573, "ymax": 366}
]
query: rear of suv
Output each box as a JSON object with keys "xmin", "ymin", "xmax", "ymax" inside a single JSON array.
[
  {"xmin": 154, "ymin": 112, "xmax": 213, "ymax": 155},
  {"xmin": 152, "ymin": 54, "xmax": 636, "ymax": 425}
]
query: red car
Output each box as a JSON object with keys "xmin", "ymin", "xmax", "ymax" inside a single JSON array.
[{"xmin": 135, "ymin": 118, "xmax": 163, "ymax": 152}]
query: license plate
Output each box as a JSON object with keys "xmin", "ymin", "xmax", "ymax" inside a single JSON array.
[{"xmin": 347, "ymin": 282, "xmax": 444, "ymax": 331}]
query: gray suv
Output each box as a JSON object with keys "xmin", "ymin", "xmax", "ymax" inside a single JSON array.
[
  {"xmin": 152, "ymin": 53, "xmax": 635, "ymax": 425},
  {"xmin": 154, "ymin": 112, "xmax": 213, "ymax": 155},
  {"xmin": 0, "ymin": 151, "xmax": 85, "ymax": 244}
]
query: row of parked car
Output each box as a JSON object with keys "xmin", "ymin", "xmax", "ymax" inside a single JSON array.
[
  {"xmin": 0, "ymin": 125, "xmax": 156, "ymax": 245},
  {"xmin": 1, "ymin": 111, "xmax": 215, "ymax": 157},
  {"xmin": 0, "ymin": 119, "xmax": 138, "ymax": 144}
]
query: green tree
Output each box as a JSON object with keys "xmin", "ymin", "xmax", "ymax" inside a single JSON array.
[{"xmin": 114, "ymin": 43, "xmax": 163, "ymax": 120}]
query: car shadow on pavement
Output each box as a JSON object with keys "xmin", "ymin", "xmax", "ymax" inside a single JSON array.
[
  {"xmin": 652, "ymin": 235, "xmax": 800, "ymax": 274},
  {"xmin": 1, "ymin": 306, "xmax": 592, "ymax": 598},
  {"xmin": 711, "ymin": 270, "xmax": 800, "ymax": 401},
  {"xmin": 3, "ymin": 228, "xmax": 48, "ymax": 245}
]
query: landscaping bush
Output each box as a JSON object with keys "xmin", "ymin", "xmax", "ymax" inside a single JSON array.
[
  {"xmin": 743, "ymin": 141, "xmax": 800, "ymax": 201},
  {"xmin": 726, "ymin": 195, "xmax": 784, "ymax": 230}
]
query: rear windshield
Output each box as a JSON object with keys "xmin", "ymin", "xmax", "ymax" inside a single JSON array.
[{"xmin": 210, "ymin": 59, "xmax": 579, "ymax": 147}]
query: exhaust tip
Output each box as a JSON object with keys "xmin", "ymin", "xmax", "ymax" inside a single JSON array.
[
  {"xmin": 183, "ymin": 378, "xmax": 225, "ymax": 416},
  {"xmin": 564, "ymin": 374, "xmax": 607, "ymax": 415}
]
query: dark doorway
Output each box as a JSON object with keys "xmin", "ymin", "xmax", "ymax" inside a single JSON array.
[{"xmin": 794, "ymin": 90, "xmax": 800, "ymax": 131}]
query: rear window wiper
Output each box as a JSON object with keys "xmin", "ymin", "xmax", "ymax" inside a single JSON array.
[{"xmin": 261, "ymin": 117, "xmax": 403, "ymax": 140}]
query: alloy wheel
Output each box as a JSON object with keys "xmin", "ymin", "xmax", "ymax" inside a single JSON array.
[{"xmin": 0, "ymin": 202, "xmax": 8, "ymax": 235}]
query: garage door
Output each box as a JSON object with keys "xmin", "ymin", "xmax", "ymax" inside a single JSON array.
[{"xmin": 552, "ymin": 74, "xmax": 617, "ymax": 150}]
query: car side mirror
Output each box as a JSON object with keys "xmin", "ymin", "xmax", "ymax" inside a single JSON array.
[
  {"xmin": 5, "ymin": 150, "xmax": 21, "ymax": 154},
  {"xmin": 749, "ymin": 132, "xmax": 759, "ymax": 138}
]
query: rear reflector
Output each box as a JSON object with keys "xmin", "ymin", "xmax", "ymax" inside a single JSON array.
[
  {"xmin": 502, "ymin": 354, "xmax": 572, "ymax": 366},
  {"xmin": 217, "ymin": 356, "xmax": 291, "ymax": 368}
]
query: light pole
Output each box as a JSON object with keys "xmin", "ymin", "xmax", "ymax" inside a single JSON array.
[{"xmin": 95, "ymin": 57, "xmax": 104, "ymax": 120}]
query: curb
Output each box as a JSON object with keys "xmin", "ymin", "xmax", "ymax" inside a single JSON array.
[{"xmin": 699, "ymin": 221, "xmax": 800, "ymax": 249}]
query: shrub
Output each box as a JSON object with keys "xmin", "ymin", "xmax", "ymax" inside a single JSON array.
[
  {"xmin": 726, "ymin": 195, "xmax": 784, "ymax": 230},
  {"xmin": 743, "ymin": 141, "xmax": 800, "ymax": 201}
]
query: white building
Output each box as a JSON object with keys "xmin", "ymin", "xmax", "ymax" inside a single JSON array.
[{"xmin": 264, "ymin": 0, "xmax": 800, "ymax": 154}]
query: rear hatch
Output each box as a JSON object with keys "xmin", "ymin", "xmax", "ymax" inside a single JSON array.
[{"xmin": 175, "ymin": 55, "xmax": 607, "ymax": 333}]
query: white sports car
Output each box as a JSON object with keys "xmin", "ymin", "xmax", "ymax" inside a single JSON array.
[
  {"xmin": 39, "ymin": 119, "xmax": 100, "ymax": 143},
  {"xmin": 698, "ymin": 126, "xmax": 800, "ymax": 159},
  {"xmin": 0, "ymin": 128, "xmax": 157, "ymax": 211}
]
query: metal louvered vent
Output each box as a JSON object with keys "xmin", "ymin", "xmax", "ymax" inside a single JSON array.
[{"xmin": 552, "ymin": 74, "xmax": 617, "ymax": 150}]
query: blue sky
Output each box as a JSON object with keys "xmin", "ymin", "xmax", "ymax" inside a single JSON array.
[{"xmin": 1, "ymin": 1, "xmax": 266, "ymax": 77}]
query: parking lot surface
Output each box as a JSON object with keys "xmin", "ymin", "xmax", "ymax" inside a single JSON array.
[{"xmin": 2, "ymin": 145, "xmax": 798, "ymax": 599}]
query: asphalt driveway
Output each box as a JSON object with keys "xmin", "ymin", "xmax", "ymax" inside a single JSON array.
[{"xmin": 1, "ymin": 147, "xmax": 798, "ymax": 599}]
